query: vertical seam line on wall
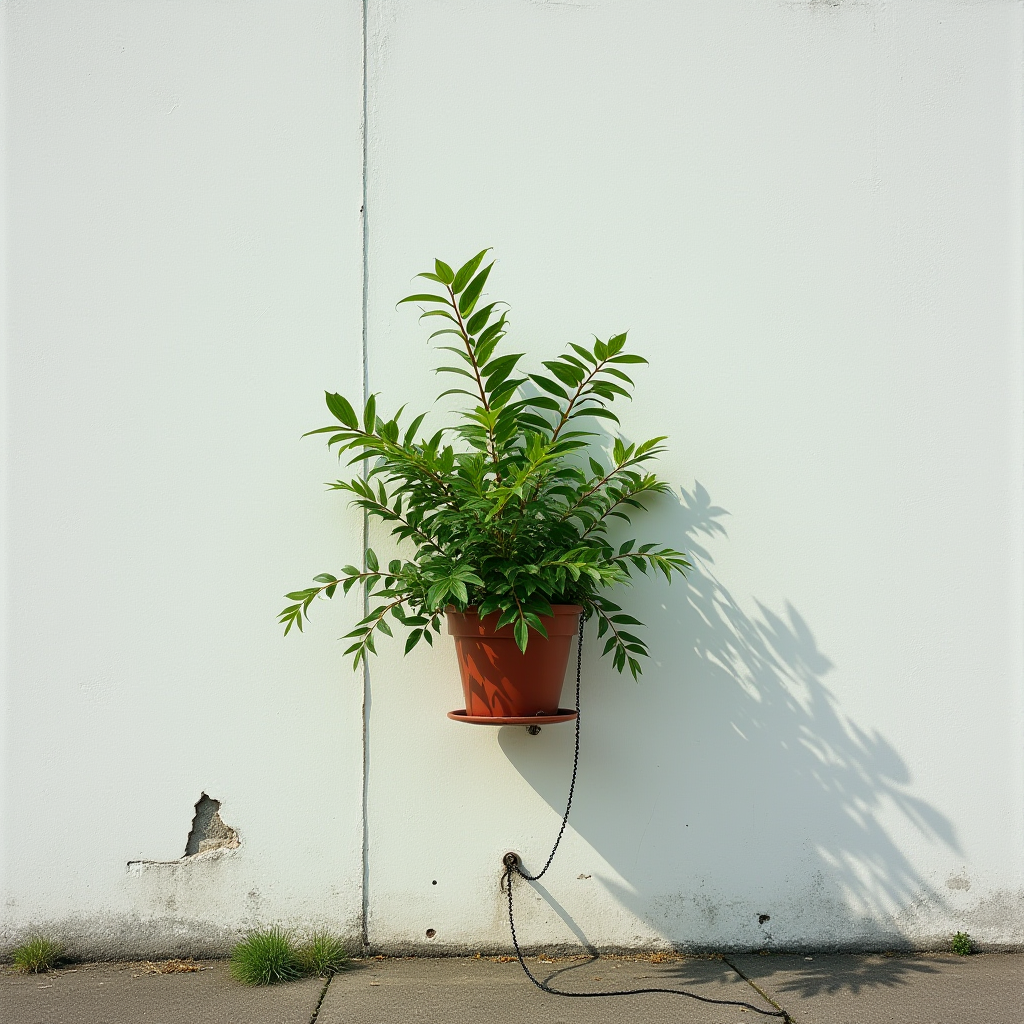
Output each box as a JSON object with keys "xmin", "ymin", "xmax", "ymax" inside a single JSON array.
[{"xmin": 359, "ymin": 0, "xmax": 371, "ymax": 954}]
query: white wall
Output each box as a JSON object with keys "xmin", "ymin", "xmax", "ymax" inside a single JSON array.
[
  {"xmin": 363, "ymin": 0, "xmax": 1024, "ymax": 951},
  {"xmin": 1, "ymin": 1, "xmax": 366, "ymax": 956},
  {"xmin": 3, "ymin": 0, "xmax": 1023, "ymax": 958}
]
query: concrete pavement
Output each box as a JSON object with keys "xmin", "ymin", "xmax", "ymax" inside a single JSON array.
[
  {"xmin": 0, "ymin": 960, "xmax": 326, "ymax": 1024},
  {"xmin": 1, "ymin": 953, "xmax": 1020, "ymax": 1023},
  {"xmin": 730, "ymin": 952, "xmax": 1023, "ymax": 1024},
  {"xmin": 318, "ymin": 954, "xmax": 778, "ymax": 1023}
]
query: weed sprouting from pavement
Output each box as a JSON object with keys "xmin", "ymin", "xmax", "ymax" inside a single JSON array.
[
  {"xmin": 296, "ymin": 932, "xmax": 350, "ymax": 977},
  {"xmin": 230, "ymin": 928, "xmax": 302, "ymax": 985},
  {"xmin": 12, "ymin": 937, "xmax": 64, "ymax": 974}
]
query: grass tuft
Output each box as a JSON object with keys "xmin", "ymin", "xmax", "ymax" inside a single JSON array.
[
  {"xmin": 12, "ymin": 937, "xmax": 65, "ymax": 974},
  {"xmin": 295, "ymin": 932, "xmax": 350, "ymax": 977},
  {"xmin": 951, "ymin": 931, "xmax": 972, "ymax": 956},
  {"xmin": 229, "ymin": 928, "xmax": 302, "ymax": 985}
]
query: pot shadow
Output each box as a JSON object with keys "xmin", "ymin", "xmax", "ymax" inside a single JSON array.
[{"xmin": 498, "ymin": 481, "xmax": 960, "ymax": 969}]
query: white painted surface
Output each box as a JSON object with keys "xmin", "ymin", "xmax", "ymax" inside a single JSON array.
[
  {"xmin": 2, "ymin": 0, "xmax": 1023, "ymax": 957},
  {"xmin": 363, "ymin": 0, "xmax": 1024, "ymax": 951},
  {"xmin": 1, "ymin": 2, "xmax": 366, "ymax": 955}
]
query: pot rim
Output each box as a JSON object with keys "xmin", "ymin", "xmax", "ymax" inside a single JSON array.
[
  {"xmin": 445, "ymin": 604, "xmax": 584, "ymax": 639},
  {"xmin": 445, "ymin": 603, "xmax": 584, "ymax": 616}
]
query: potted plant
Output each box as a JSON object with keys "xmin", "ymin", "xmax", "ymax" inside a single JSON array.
[{"xmin": 280, "ymin": 250, "xmax": 689, "ymax": 720}]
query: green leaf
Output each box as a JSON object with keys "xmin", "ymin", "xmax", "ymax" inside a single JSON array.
[
  {"xmin": 522, "ymin": 612, "xmax": 549, "ymax": 638},
  {"xmin": 528, "ymin": 374, "xmax": 569, "ymax": 400},
  {"xmin": 603, "ymin": 367, "xmax": 634, "ymax": 384},
  {"xmin": 570, "ymin": 406, "xmax": 619, "ymax": 423},
  {"xmin": 483, "ymin": 352, "xmax": 524, "ymax": 389},
  {"xmin": 466, "ymin": 302, "xmax": 498, "ymax": 336},
  {"xmin": 543, "ymin": 360, "xmax": 584, "ymax": 388},
  {"xmin": 403, "ymin": 413, "xmax": 426, "ymax": 445},
  {"xmin": 397, "ymin": 293, "xmax": 451, "ymax": 306},
  {"xmin": 570, "ymin": 342, "xmax": 598, "ymax": 365},
  {"xmin": 519, "ymin": 394, "xmax": 561, "ymax": 412},
  {"xmin": 405, "ymin": 629, "xmax": 423, "ymax": 653},
  {"xmin": 488, "ymin": 378, "xmax": 525, "ymax": 408},
  {"xmin": 435, "ymin": 259, "xmax": 454, "ymax": 284},
  {"xmin": 435, "ymin": 365, "xmax": 477, "ymax": 379},
  {"xmin": 451, "ymin": 249, "xmax": 490, "ymax": 294},
  {"xmin": 325, "ymin": 392, "xmax": 358, "ymax": 428},
  {"xmin": 418, "ymin": 309, "xmax": 459, "ymax": 323},
  {"xmin": 476, "ymin": 315, "xmax": 506, "ymax": 350},
  {"xmin": 513, "ymin": 617, "xmax": 529, "ymax": 653},
  {"xmin": 365, "ymin": 548, "xmax": 379, "ymax": 572},
  {"xmin": 496, "ymin": 606, "xmax": 518, "ymax": 630},
  {"xmin": 458, "ymin": 262, "xmax": 493, "ymax": 318},
  {"xmin": 363, "ymin": 394, "xmax": 377, "ymax": 433}
]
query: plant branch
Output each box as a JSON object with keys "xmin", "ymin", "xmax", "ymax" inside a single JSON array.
[
  {"xmin": 352, "ymin": 495, "xmax": 446, "ymax": 555},
  {"xmin": 550, "ymin": 356, "xmax": 612, "ymax": 443},
  {"xmin": 558, "ymin": 462, "xmax": 637, "ymax": 523},
  {"xmin": 445, "ymin": 283, "xmax": 501, "ymax": 478}
]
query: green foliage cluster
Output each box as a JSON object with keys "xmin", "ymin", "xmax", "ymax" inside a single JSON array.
[
  {"xmin": 11, "ymin": 937, "xmax": 65, "ymax": 973},
  {"xmin": 281, "ymin": 250, "xmax": 689, "ymax": 677},
  {"xmin": 295, "ymin": 931, "xmax": 350, "ymax": 977},
  {"xmin": 230, "ymin": 928, "xmax": 300, "ymax": 985},
  {"xmin": 951, "ymin": 931, "xmax": 972, "ymax": 956},
  {"xmin": 230, "ymin": 928, "xmax": 349, "ymax": 985}
]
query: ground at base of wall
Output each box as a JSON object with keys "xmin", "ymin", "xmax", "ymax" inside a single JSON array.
[{"xmin": 3, "ymin": 953, "xmax": 1021, "ymax": 1024}]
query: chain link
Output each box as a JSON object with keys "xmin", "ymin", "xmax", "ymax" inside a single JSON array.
[{"xmin": 499, "ymin": 613, "xmax": 789, "ymax": 1020}]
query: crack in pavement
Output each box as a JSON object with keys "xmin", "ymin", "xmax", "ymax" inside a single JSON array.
[
  {"xmin": 725, "ymin": 957, "xmax": 796, "ymax": 1023},
  {"xmin": 309, "ymin": 975, "xmax": 333, "ymax": 1024}
]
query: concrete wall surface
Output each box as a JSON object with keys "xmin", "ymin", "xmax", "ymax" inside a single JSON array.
[
  {"xmin": 3, "ymin": 0, "xmax": 1023, "ymax": 956},
  {"xmin": 1, "ymin": 2, "xmax": 367, "ymax": 956}
]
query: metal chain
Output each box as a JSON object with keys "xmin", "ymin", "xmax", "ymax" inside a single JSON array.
[
  {"xmin": 499, "ymin": 613, "xmax": 789, "ymax": 1020},
  {"xmin": 510, "ymin": 612, "xmax": 585, "ymax": 883}
]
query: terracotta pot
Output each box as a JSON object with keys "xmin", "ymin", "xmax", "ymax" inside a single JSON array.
[{"xmin": 446, "ymin": 605, "xmax": 583, "ymax": 718}]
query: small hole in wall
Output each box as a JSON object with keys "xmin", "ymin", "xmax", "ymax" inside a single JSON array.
[
  {"xmin": 425, "ymin": 928, "xmax": 436, "ymax": 939},
  {"xmin": 758, "ymin": 914, "xmax": 771, "ymax": 925},
  {"xmin": 432, "ymin": 880, "xmax": 437, "ymax": 885}
]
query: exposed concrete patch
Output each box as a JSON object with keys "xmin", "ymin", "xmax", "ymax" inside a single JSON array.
[
  {"xmin": 184, "ymin": 795, "xmax": 239, "ymax": 857},
  {"xmin": 127, "ymin": 794, "xmax": 239, "ymax": 869}
]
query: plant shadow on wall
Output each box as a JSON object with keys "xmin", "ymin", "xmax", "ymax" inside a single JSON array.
[{"xmin": 499, "ymin": 482, "xmax": 961, "ymax": 981}]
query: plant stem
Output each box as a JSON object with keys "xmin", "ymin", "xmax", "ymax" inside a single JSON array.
[{"xmin": 445, "ymin": 284, "xmax": 501, "ymax": 480}]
